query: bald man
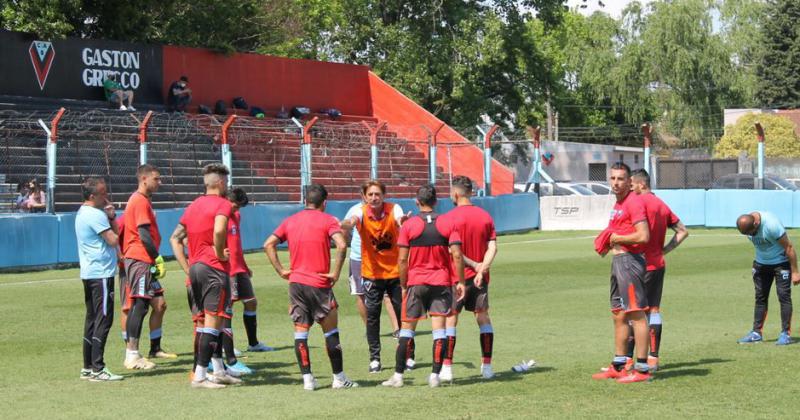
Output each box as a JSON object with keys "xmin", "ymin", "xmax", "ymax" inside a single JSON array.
[{"xmin": 736, "ymin": 212, "xmax": 800, "ymax": 345}]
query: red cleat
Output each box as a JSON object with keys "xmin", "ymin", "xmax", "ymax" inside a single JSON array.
[
  {"xmin": 616, "ymin": 370, "xmax": 652, "ymax": 384},
  {"xmin": 592, "ymin": 365, "xmax": 625, "ymax": 380}
]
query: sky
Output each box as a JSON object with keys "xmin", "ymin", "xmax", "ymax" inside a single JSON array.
[{"xmin": 566, "ymin": 0, "xmax": 653, "ymax": 19}]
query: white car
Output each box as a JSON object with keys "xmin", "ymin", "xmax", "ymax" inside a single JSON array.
[
  {"xmin": 573, "ymin": 182, "xmax": 612, "ymax": 195},
  {"xmin": 514, "ymin": 182, "xmax": 597, "ymax": 196}
]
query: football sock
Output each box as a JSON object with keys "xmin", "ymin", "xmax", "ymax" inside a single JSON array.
[
  {"xmin": 625, "ymin": 322, "xmax": 635, "ymax": 359},
  {"xmin": 479, "ymin": 324, "xmax": 494, "ymax": 364},
  {"xmin": 243, "ymin": 310, "xmax": 259, "ymax": 346},
  {"xmin": 294, "ymin": 331, "xmax": 311, "ymax": 375},
  {"xmin": 444, "ymin": 327, "xmax": 457, "ymax": 366},
  {"xmin": 149, "ymin": 328, "xmax": 162, "ymax": 354},
  {"xmin": 612, "ymin": 355, "xmax": 627, "ymax": 372},
  {"xmin": 396, "ymin": 329, "xmax": 415, "ymax": 374},
  {"xmin": 649, "ymin": 312, "xmax": 662, "ymax": 358},
  {"xmin": 432, "ymin": 329, "xmax": 447, "ymax": 374},
  {"xmin": 324, "ymin": 328, "xmax": 343, "ymax": 375},
  {"xmin": 223, "ymin": 320, "xmax": 237, "ymax": 365},
  {"xmin": 198, "ymin": 328, "xmax": 220, "ymax": 370}
]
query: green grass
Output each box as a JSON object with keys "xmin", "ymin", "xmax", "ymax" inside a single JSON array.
[{"xmin": 2, "ymin": 229, "xmax": 799, "ymax": 418}]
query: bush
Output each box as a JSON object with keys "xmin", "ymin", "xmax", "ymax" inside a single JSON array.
[{"xmin": 715, "ymin": 112, "xmax": 800, "ymax": 158}]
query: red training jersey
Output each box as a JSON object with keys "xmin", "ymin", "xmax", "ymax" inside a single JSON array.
[
  {"xmin": 639, "ymin": 192, "xmax": 680, "ymax": 271},
  {"xmin": 272, "ymin": 209, "xmax": 342, "ymax": 289},
  {"xmin": 607, "ymin": 191, "xmax": 647, "ymax": 254},
  {"xmin": 180, "ymin": 195, "xmax": 233, "ymax": 272},
  {"xmin": 398, "ymin": 212, "xmax": 461, "ymax": 287},
  {"xmin": 447, "ymin": 205, "xmax": 496, "ymax": 284},
  {"xmin": 227, "ymin": 210, "xmax": 249, "ymax": 276},
  {"xmin": 122, "ymin": 192, "xmax": 160, "ymax": 264}
]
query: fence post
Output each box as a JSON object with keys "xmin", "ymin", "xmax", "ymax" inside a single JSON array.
[
  {"xmin": 221, "ymin": 114, "xmax": 238, "ymax": 187},
  {"xmin": 477, "ymin": 124, "xmax": 499, "ymax": 196},
  {"xmin": 526, "ymin": 126, "xmax": 542, "ymax": 194},
  {"xmin": 755, "ymin": 122, "xmax": 765, "ymax": 190},
  {"xmin": 642, "ymin": 123, "xmax": 651, "ymax": 174},
  {"xmin": 138, "ymin": 111, "xmax": 153, "ymax": 165},
  {"xmin": 430, "ymin": 124, "xmax": 444, "ymax": 185},
  {"xmin": 363, "ymin": 120, "xmax": 386, "ymax": 180},
  {"xmin": 294, "ymin": 116, "xmax": 318, "ymax": 201},
  {"xmin": 39, "ymin": 107, "xmax": 65, "ymax": 214}
]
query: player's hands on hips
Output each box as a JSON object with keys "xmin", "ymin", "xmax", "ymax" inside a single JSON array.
[
  {"xmin": 455, "ymin": 282, "xmax": 466, "ymax": 301},
  {"xmin": 320, "ymin": 271, "xmax": 338, "ymax": 285},
  {"xmin": 792, "ymin": 272, "xmax": 800, "ymax": 286}
]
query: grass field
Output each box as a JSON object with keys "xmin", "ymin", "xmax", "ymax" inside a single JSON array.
[{"xmin": 2, "ymin": 229, "xmax": 800, "ymax": 418}]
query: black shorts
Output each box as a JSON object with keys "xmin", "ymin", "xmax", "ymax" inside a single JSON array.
[
  {"xmin": 643, "ymin": 268, "xmax": 665, "ymax": 309},
  {"xmin": 189, "ymin": 262, "xmax": 232, "ymax": 319},
  {"xmin": 123, "ymin": 258, "xmax": 163, "ymax": 311},
  {"xmin": 609, "ymin": 253, "xmax": 648, "ymax": 313},
  {"xmin": 288, "ymin": 282, "xmax": 338, "ymax": 327},
  {"xmin": 231, "ymin": 273, "xmax": 256, "ymax": 302},
  {"xmin": 402, "ymin": 284, "xmax": 452, "ymax": 321},
  {"xmin": 454, "ymin": 278, "xmax": 490, "ymax": 313},
  {"xmin": 118, "ymin": 267, "xmax": 127, "ymax": 304}
]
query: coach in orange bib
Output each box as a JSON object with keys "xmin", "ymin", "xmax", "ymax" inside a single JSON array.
[{"xmin": 341, "ymin": 180, "xmax": 412, "ymax": 373}]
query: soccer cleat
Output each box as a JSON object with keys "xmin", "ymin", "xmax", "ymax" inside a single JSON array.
[
  {"xmin": 405, "ymin": 358, "xmax": 416, "ymax": 371},
  {"xmin": 80, "ymin": 369, "xmax": 92, "ymax": 380},
  {"xmin": 616, "ymin": 370, "xmax": 652, "ymax": 384},
  {"xmin": 149, "ymin": 350, "xmax": 178, "ymax": 359},
  {"xmin": 381, "ymin": 374, "xmax": 404, "ymax": 388},
  {"xmin": 776, "ymin": 331, "xmax": 793, "ymax": 346},
  {"xmin": 624, "ymin": 357, "xmax": 634, "ymax": 372},
  {"xmin": 737, "ymin": 330, "xmax": 763, "ymax": 344},
  {"xmin": 303, "ymin": 375, "xmax": 319, "ymax": 391},
  {"xmin": 647, "ymin": 356, "xmax": 659, "ymax": 372},
  {"xmin": 119, "ymin": 105, "xmax": 127, "ymax": 111},
  {"xmin": 332, "ymin": 373, "xmax": 359, "ymax": 389},
  {"xmin": 439, "ymin": 364, "xmax": 453, "ymax": 382},
  {"xmin": 124, "ymin": 356, "xmax": 156, "ymax": 370},
  {"xmin": 428, "ymin": 373, "xmax": 441, "ymax": 388},
  {"xmin": 210, "ymin": 373, "xmax": 242, "ymax": 385},
  {"xmin": 592, "ymin": 365, "xmax": 625, "ymax": 380},
  {"xmin": 191, "ymin": 378, "xmax": 226, "ymax": 389},
  {"xmin": 127, "ymin": 106, "xmax": 136, "ymax": 112},
  {"xmin": 481, "ymin": 363, "xmax": 495, "ymax": 379},
  {"xmin": 369, "ymin": 360, "xmax": 382, "ymax": 373},
  {"xmin": 227, "ymin": 361, "xmax": 254, "ymax": 375},
  {"xmin": 89, "ymin": 368, "xmax": 124, "ymax": 382},
  {"xmin": 512, "ymin": 360, "xmax": 536, "ymax": 373},
  {"xmin": 247, "ymin": 342, "xmax": 275, "ymax": 352}
]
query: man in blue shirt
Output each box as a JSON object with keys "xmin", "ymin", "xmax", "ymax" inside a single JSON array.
[
  {"xmin": 736, "ymin": 211, "xmax": 800, "ymax": 345},
  {"xmin": 76, "ymin": 177, "xmax": 123, "ymax": 381}
]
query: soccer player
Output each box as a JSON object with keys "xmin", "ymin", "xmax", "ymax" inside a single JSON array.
[
  {"xmin": 76, "ymin": 177, "xmax": 123, "ymax": 381},
  {"xmin": 736, "ymin": 211, "xmax": 800, "ymax": 345},
  {"xmin": 341, "ymin": 180, "xmax": 413, "ymax": 373},
  {"xmin": 592, "ymin": 162, "xmax": 652, "ymax": 383},
  {"xmin": 170, "ymin": 163, "xmax": 241, "ymax": 389},
  {"xmin": 121, "ymin": 164, "xmax": 174, "ymax": 370},
  {"xmin": 382, "ymin": 184, "xmax": 465, "ymax": 388},
  {"xmin": 440, "ymin": 176, "xmax": 498, "ymax": 382},
  {"xmin": 264, "ymin": 184, "xmax": 359, "ymax": 390},
  {"xmin": 630, "ymin": 169, "xmax": 689, "ymax": 370}
]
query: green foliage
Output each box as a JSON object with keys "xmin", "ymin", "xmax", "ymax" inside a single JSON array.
[
  {"xmin": 715, "ymin": 112, "xmax": 800, "ymax": 158},
  {"xmin": 756, "ymin": 0, "xmax": 800, "ymax": 108}
]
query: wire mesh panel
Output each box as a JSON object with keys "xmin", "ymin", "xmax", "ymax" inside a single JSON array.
[
  {"xmin": 0, "ymin": 110, "xmax": 52, "ymax": 213},
  {"xmin": 655, "ymin": 158, "xmax": 738, "ymax": 189}
]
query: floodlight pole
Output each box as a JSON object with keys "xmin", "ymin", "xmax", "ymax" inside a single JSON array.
[
  {"xmin": 39, "ymin": 107, "xmax": 65, "ymax": 214},
  {"xmin": 221, "ymin": 114, "xmax": 238, "ymax": 187},
  {"xmin": 477, "ymin": 124, "xmax": 499, "ymax": 196},
  {"xmin": 430, "ymin": 124, "xmax": 444, "ymax": 185},
  {"xmin": 138, "ymin": 111, "xmax": 153, "ymax": 165},
  {"xmin": 755, "ymin": 122, "xmax": 765, "ymax": 190}
]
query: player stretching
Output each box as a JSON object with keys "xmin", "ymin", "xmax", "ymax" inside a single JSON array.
[
  {"xmin": 440, "ymin": 176, "xmax": 498, "ymax": 382},
  {"xmin": 121, "ymin": 164, "xmax": 174, "ymax": 370},
  {"xmin": 341, "ymin": 180, "xmax": 413, "ymax": 373},
  {"xmin": 382, "ymin": 184, "xmax": 465, "ymax": 388},
  {"xmin": 264, "ymin": 184, "xmax": 358, "ymax": 391},
  {"xmin": 736, "ymin": 212, "xmax": 800, "ymax": 345},
  {"xmin": 592, "ymin": 162, "xmax": 651, "ymax": 383},
  {"xmin": 170, "ymin": 163, "xmax": 241, "ymax": 389},
  {"xmin": 630, "ymin": 169, "xmax": 688, "ymax": 371}
]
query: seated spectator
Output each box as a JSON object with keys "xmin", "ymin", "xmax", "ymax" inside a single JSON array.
[
  {"xmin": 14, "ymin": 181, "xmax": 29, "ymax": 212},
  {"xmin": 25, "ymin": 179, "xmax": 46, "ymax": 213},
  {"xmin": 103, "ymin": 73, "xmax": 136, "ymax": 111},
  {"xmin": 167, "ymin": 76, "xmax": 192, "ymax": 112}
]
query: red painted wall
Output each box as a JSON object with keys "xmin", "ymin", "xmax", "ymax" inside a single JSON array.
[
  {"xmin": 162, "ymin": 46, "xmax": 373, "ymax": 116},
  {"xmin": 368, "ymin": 72, "xmax": 514, "ymax": 195}
]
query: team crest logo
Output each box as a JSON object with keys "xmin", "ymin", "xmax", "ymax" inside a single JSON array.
[{"xmin": 29, "ymin": 41, "xmax": 55, "ymax": 90}]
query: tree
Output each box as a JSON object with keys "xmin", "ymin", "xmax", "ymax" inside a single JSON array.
[
  {"xmin": 715, "ymin": 112, "xmax": 800, "ymax": 158},
  {"xmin": 756, "ymin": 0, "xmax": 800, "ymax": 108}
]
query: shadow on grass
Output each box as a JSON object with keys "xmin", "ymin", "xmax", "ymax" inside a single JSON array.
[
  {"xmin": 654, "ymin": 368, "xmax": 710, "ymax": 379},
  {"xmin": 454, "ymin": 366, "xmax": 556, "ymax": 385},
  {"xmin": 662, "ymin": 358, "xmax": 733, "ymax": 370}
]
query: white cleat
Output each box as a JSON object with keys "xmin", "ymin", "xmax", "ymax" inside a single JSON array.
[
  {"xmin": 191, "ymin": 378, "xmax": 226, "ymax": 389},
  {"xmin": 511, "ymin": 360, "xmax": 536, "ymax": 373},
  {"xmin": 332, "ymin": 373, "xmax": 359, "ymax": 389},
  {"xmin": 210, "ymin": 373, "xmax": 242, "ymax": 385},
  {"xmin": 428, "ymin": 373, "xmax": 441, "ymax": 388},
  {"xmin": 303, "ymin": 374, "xmax": 319, "ymax": 391},
  {"xmin": 118, "ymin": 105, "xmax": 127, "ymax": 111},
  {"xmin": 124, "ymin": 356, "xmax": 156, "ymax": 370},
  {"xmin": 127, "ymin": 106, "xmax": 136, "ymax": 111},
  {"xmin": 381, "ymin": 373, "xmax": 404, "ymax": 388},
  {"xmin": 481, "ymin": 363, "xmax": 495, "ymax": 379},
  {"xmin": 439, "ymin": 364, "xmax": 453, "ymax": 382},
  {"xmin": 247, "ymin": 342, "xmax": 275, "ymax": 352}
]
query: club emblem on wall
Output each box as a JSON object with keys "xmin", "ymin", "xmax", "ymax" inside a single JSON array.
[{"xmin": 29, "ymin": 41, "xmax": 55, "ymax": 90}]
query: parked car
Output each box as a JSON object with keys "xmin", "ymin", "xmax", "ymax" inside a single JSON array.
[
  {"xmin": 514, "ymin": 182, "xmax": 597, "ymax": 196},
  {"xmin": 573, "ymin": 182, "xmax": 612, "ymax": 195},
  {"xmin": 786, "ymin": 178, "xmax": 800, "ymax": 188},
  {"xmin": 709, "ymin": 173, "xmax": 797, "ymax": 191}
]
